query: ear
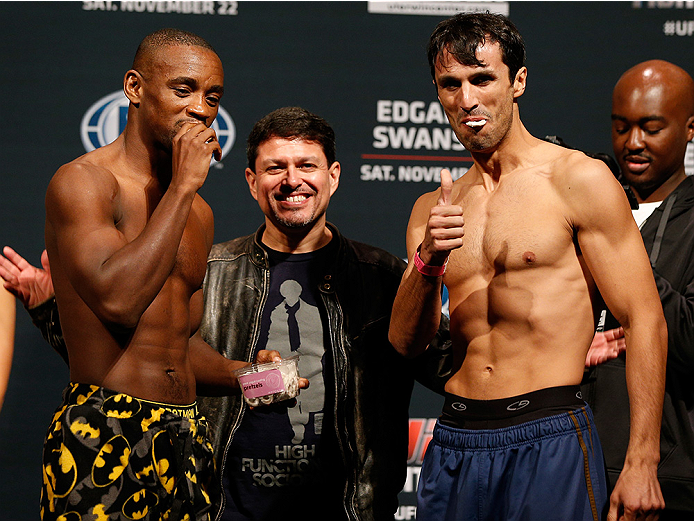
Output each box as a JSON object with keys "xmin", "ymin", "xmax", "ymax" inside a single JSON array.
[
  {"xmin": 245, "ymin": 168, "xmax": 259, "ymax": 201},
  {"xmin": 512, "ymin": 66, "xmax": 527, "ymax": 99},
  {"xmin": 686, "ymin": 114, "xmax": 694, "ymax": 143},
  {"xmin": 123, "ymin": 69, "xmax": 143, "ymax": 107},
  {"xmin": 328, "ymin": 161, "xmax": 341, "ymax": 197}
]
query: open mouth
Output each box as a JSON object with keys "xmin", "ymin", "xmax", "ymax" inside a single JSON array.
[
  {"xmin": 465, "ymin": 119, "xmax": 487, "ymax": 128},
  {"xmin": 276, "ymin": 193, "xmax": 311, "ymax": 204}
]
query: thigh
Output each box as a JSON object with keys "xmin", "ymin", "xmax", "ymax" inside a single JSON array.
[{"xmin": 486, "ymin": 417, "xmax": 608, "ymax": 521}]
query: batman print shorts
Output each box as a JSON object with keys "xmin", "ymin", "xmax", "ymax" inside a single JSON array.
[{"xmin": 40, "ymin": 383, "xmax": 218, "ymax": 521}]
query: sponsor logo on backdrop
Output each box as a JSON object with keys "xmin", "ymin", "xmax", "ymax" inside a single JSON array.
[
  {"xmin": 82, "ymin": 1, "xmax": 238, "ymax": 15},
  {"xmin": 396, "ymin": 417, "xmax": 438, "ymax": 518},
  {"xmin": 662, "ymin": 19, "xmax": 694, "ymax": 35},
  {"xmin": 361, "ymin": 99, "xmax": 473, "ymax": 184},
  {"xmin": 395, "ymin": 504, "xmax": 418, "ymax": 520},
  {"xmin": 631, "ymin": 1, "xmax": 694, "ymax": 36},
  {"xmin": 80, "ymin": 90, "xmax": 235, "ymax": 165},
  {"xmin": 367, "ymin": 1, "xmax": 508, "ymax": 17},
  {"xmin": 632, "ymin": 1, "xmax": 694, "ymax": 8}
]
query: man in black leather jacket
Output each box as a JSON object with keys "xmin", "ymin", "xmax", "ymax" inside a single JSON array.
[{"xmin": 3, "ymin": 107, "xmax": 451, "ymax": 521}]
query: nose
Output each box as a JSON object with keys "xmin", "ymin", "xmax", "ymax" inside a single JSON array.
[
  {"xmin": 624, "ymin": 127, "xmax": 645, "ymax": 152},
  {"xmin": 282, "ymin": 165, "xmax": 302, "ymax": 188},
  {"xmin": 458, "ymin": 83, "xmax": 479, "ymax": 113},
  {"xmin": 187, "ymin": 94, "xmax": 215, "ymax": 124}
]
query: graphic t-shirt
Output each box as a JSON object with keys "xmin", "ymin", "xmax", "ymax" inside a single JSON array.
[{"xmin": 221, "ymin": 244, "xmax": 343, "ymax": 520}]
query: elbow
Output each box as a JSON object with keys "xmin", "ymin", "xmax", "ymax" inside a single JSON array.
[
  {"xmin": 388, "ymin": 329, "xmax": 408, "ymax": 358},
  {"xmin": 96, "ymin": 299, "xmax": 140, "ymax": 331},
  {"xmin": 388, "ymin": 328, "xmax": 421, "ymax": 359}
]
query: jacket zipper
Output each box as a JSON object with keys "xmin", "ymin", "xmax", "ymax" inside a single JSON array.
[
  {"xmin": 214, "ymin": 261, "xmax": 270, "ymax": 521},
  {"xmin": 324, "ymin": 292, "xmax": 359, "ymax": 521}
]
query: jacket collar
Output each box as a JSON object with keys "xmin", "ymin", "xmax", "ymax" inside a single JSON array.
[
  {"xmin": 641, "ymin": 176, "xmax": 694, "ymax": 265},
  {"xmin": 249, "ymin": 222, "xmax": 347, "ymax": 278}
]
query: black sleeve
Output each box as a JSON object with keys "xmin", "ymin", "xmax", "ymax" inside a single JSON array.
[
  {"xmin": 411, "ymin": 313, "xmax": 453, "ymax": 395},
  {"xmin": 653, "ymin": 267, "xmax": 694, "ymax": 378},
  {"xmin": 27, "ymin": 296, "xmax": 69, "ymax": 366}
]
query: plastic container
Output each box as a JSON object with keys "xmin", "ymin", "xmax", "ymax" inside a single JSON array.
[{"xmin": 233, "ymin": 355, "xmax": 300, "ymax": 406}]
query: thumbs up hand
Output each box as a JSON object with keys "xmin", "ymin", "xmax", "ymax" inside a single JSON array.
[{"xmin": 419, "ymin": 169, "xmax": 465, "ymax": 266}]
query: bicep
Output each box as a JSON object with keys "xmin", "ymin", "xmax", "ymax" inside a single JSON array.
[
  {"xmin": 46, "ymin": 168, "xmax": 127, "ymax": 292},
  {"xmin": 574, "ymin": 174, "xmax": 658, "ymax": 326}
]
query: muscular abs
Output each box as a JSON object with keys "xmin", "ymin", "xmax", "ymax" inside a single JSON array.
[{"xmin": 443, "ymin": 170, "xmax": 596, "ymax": 400}]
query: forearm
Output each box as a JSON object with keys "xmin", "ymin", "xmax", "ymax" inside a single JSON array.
[
  {"xmin": 389, "ymin": 260, "xmax": 444, "ymax": 358},
  {"xmin": 623, "ymin": 319, "xmax": 667, "ymax": 465},
  {"xmin": 0, "ymin": 290, "xmax": 15, "ymax": 408},
  {"xmin": 190, "ymin": 332, "xmax": 248, "ymax": 395}
]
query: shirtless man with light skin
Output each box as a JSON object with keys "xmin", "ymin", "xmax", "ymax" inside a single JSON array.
[{"xmin": 389, "ymin": 13, "xmax": 666, "ymax": 521}]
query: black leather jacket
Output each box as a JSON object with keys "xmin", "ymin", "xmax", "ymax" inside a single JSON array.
[{"xmin": 198, "ymin": 223, "xmax": 450, "ymax": 521}]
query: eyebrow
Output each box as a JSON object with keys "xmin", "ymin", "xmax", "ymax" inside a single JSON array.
[
  {"xmin": 262, "ymin": 155, "xmax": 323, "ymax": 166},
  {"xmin": 611, "ymin": 114, "xmax": 666, "ymax": 124},
  {"xmin": 436, "ymin": 65, "xmax": 496, "ymax": 83},
  {"xmin": 169, "ymin": 76, "xmax": 224, "ymax": 96}
]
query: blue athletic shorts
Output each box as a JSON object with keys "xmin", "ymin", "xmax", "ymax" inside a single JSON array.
[{"xmin": 417, "ymin": 400, "xmax": 607, "ymax": 520}]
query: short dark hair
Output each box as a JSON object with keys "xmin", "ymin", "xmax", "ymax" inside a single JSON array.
[
  {"xmin": 132, "ymin": 28, "xmax": 217, "ymax": 71},
  {"xmin": 246, "ymin": 107, "xmax": 336, "ymax": 170},
  {"xmin": 427, "ymin": 12, "xmax": 526, "ymax": 82}
]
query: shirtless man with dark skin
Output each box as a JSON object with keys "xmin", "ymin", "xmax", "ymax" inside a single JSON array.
[
  {"xmin": 45, "ymin": 34, "xmax": 226, "ymax": 404},
  {"xmin": 389, "ymin": 13, "xmax": 667, "ymax": 521},
  {"xmin": 36, "ymin": 29, "xmax": 281, "ymax": 520}
]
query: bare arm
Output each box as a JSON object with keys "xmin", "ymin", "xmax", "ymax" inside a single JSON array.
[
  {"xmin": 0, "ymin": 286, "xmax": 15, "ymax": 410},
  {"xmin": 46, "ymin": 123, "xmax": 221, "ymax": 329},
  {"xmin": 571, "ymin": 158, "xmax": 666, "ymax": 519},
  {"xmin": 0, "ymin": 248, "xmax": 69, "ymax": 364},
  {"xmin": 188, "ymin": 289, "xmax": 309, "ymax": 396},
  {"xmin": 188, "ymin": 288, "xmax": 247, "ymax": 393},
  {"xmin": 389, "ymin": 169, "xmax": 464, "ymax": 358},
  {"xmin": 189, "ymin": 330, "xmax": 248, "ymax": 394}
]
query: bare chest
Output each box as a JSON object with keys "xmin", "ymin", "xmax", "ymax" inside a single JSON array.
[
  {"xmin": 447, "ymin": 176, "xmax": 574, "ymax": 284},
  {"xmin": 116, "ymin": 189, "xmax": 209, "ymax": 291}
]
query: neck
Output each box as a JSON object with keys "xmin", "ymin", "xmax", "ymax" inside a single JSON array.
[
  {"xmin": 469, "ymin": 115, "xmax": 537, "ymax": 188},
  {"xmin": 633, "ymin": 170, "xmax": 687, "ymax": 204},
  {"xmin": 120, "ymin": 115, "xmax": 172, "ymax": 184},
  {"xmin": 262, "ymin": 218, "xmax": 333, "ymax": 253}
]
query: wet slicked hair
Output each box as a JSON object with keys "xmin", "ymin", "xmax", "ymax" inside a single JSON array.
[
  {"xmin": 246, "ymin": 107, "xmax": 336, "ymax": 170},
  {"xmin": 132, "ymin": 28, "xmax": 217, "ymax": 71},
  {"xmin": 427, "ymin": 12, "xmax": 525, "ymax": 83}
]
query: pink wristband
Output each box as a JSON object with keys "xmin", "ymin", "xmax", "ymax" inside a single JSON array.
[{"xmin": 413, "ymin": 249, "xmax": 448, "ymax": 277}]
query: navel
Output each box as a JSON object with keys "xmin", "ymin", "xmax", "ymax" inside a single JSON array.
[{"xmin": 522, "ymin": 251, "xmax": 536, "ymax": 264}]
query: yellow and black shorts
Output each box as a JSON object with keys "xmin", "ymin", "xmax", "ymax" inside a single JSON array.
[{"xmin": 41, "ymin": 383, "xmax": 218, "ymax": 521}]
